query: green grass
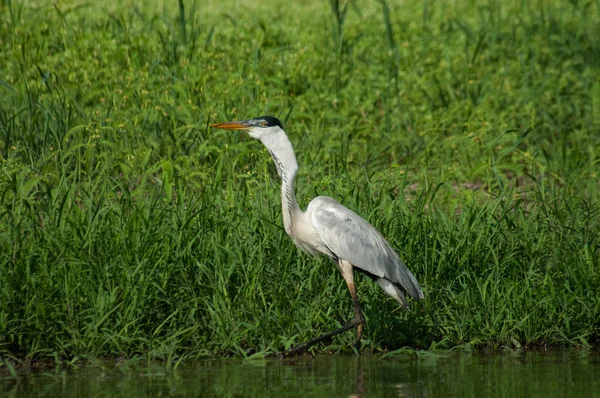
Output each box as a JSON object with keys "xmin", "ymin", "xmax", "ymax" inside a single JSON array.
[{"xmin": 0, "ymin": 0, "xmax": 599, "ymax": 363}]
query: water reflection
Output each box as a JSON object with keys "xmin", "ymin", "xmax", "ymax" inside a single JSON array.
[{"xmin": 1, "ymin": 351, "xmax": 599, "ymax": 397}]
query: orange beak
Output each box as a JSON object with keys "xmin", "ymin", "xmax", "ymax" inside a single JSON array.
[{"xmin": 211, "ymin": 121, "xmax": 252, "ymax": 130}]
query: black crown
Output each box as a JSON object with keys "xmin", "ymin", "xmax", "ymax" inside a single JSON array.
[{"xmin": 254, "ymin": 116, "xmax": 283, "ymax": 128}]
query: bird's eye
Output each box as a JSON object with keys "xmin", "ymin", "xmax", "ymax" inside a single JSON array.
[{"xmin": 261, "ymin": 120, "xmax": 267, "ymax": 126}]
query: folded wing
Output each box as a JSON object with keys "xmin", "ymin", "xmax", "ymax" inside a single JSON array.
[{"xmin": 308, "ymin": 196, "xmax": 424, "ymax": 302}]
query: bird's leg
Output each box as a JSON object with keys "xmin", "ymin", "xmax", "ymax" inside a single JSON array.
[
  {"xmin": 271, "ymin": 260, "xmax": 364, "ymax": 358},
  {"xmin": 272, "ymin": 319, "xmax": 360, "ymax": 358},
  {"xmin": 349, "ymin": 284, "xmax": 365, "ymax": 351},
  {"xmin": 343, "ymin": 263, "xmax": 365, "ymax": 351}
]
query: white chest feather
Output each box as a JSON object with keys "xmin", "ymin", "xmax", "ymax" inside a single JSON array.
[{"xmin": 289, "ymin": 210, "xmax": 333, "ymax": 257}]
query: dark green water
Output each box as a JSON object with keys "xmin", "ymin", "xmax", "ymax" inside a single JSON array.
[{"xmin": 2, "ymin": 351, "xmax": 599, "ymax": 397}]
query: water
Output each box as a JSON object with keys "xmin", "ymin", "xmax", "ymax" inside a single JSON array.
[{"xmin": 2, "ymin": 351, "xmax": 599, "ymax": 397}]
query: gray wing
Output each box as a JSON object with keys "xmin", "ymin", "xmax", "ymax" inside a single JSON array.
[{"xmin": 308, "ymin": 196, "xmax": 424, "ymax": 301}]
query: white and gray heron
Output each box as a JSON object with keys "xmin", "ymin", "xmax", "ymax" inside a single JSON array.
[{"xmin": 212, "ymin": 116, "xmax": 424, "ymax": 355}]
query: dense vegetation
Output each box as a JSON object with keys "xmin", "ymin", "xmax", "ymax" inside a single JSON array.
[{"xmin": 1, "ymin": 0, "xmax": 599, "ymax": 363}]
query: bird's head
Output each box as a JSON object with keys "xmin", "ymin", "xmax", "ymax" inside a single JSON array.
[
  {"xmin": 211, "ymin": 115, "xmax": 297, "ymax": 176},
  {"xmin": 211, "ymin": 116, "xmax": 284, "ymax": 141}
]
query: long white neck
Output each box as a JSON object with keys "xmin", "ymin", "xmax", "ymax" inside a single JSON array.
[{"xmin": 258, "ymin": 128, "xmax": 302, "ymax": 236}]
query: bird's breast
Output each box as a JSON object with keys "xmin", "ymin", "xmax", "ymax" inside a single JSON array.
[{"xmin": 290, "ymin": 216, "xmax": 333, "ymax": 258}]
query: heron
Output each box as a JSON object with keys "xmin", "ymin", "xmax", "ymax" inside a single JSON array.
[{"xmin": 211, "ymin": 116, "xmax": 424, "ymax": 355}]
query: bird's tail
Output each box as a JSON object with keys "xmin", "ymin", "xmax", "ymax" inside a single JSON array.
[{"xmin": 377, "ymin": 278, "xmax": 411, "ymax": 309}]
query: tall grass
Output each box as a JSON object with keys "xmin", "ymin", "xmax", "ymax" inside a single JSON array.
[{"xmin": 0, "ymin": 0, "xmax": 599, "ymax": 363}]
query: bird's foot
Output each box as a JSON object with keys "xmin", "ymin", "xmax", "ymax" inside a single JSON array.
[
  {"xmin": 353, "ymin": 312, "xmax": 365, "ymax": 325},
  {"xmin": 352, "ymin": 312, "xmax": 365, "ymax": 352}
]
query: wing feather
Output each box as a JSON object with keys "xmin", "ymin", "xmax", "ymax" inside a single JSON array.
[{"xmin": 308, "ymin": 196, "xmax": 423, "ymax": 300}]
